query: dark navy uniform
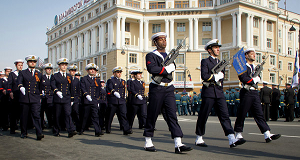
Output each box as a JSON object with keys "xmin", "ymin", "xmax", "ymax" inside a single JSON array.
[
  {"xmin": 98, "ymin": 84, "xmax": 107, "ymax": 130},
  {"xmin": 270, "ymin": 87, "xmax": 280, "ymax": 121},
  {"xmin": 284, "ymin": 87, "xmax": 295, "ymax": 122},
  {"xmin": 71, "ymin": 76, "xmax": 81, "ymax": 132},
  {"xmin": 234, "ymin": 64, "xmax": 270, "ymax": 133},
  {"xmin": 143, "ymin": 50, "xmax": 183, "ymax": 139},
  {"xmin": 195, "ymin": 56, "xmax": 235, "ymax": 136},
  {"xmin": 17, "ymin": 69, "xmax": 43, "ymax": 137},
  {"xmin": 0, "ymin": 77, "xmax": 9, "ymax": 131},
  {"xmin": 50, "ymin": 72, "xmax": 75, "ymax": 135},
  {"xmin": 260, "ymin": 85, "xmax": 272, "ymax": 121},
  {"xmin": 128, "ymin": 79, "xmax": 147, "ymax": 129},
  {"xmin": 175, "ymin": 92, "xmax": 181, "ymax": 115},
  {"xmin": 80, "ymin": 75, "xmax": 101, "ymax": 135},
  {"xmin": 41, "ymin": 74, "xmax": 54, "ymax": 129},
  {"xmin": 105, "ymin": 76, "xmax": 131, "ymax": 133}
]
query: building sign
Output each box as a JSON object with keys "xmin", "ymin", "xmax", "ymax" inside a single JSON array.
[
  {"xmin": 157, "ymin": 11, "xmax": 202, "ymax": 16},
  {"xmin": 173, "ymin": 81, "xmax": 194, "ymax": 88},
  {"xmin": 54, "ymin": 0, "xmax": 91, "ymax": 25}
]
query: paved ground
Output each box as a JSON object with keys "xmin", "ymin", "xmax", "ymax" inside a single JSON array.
[{"xmin": 1, "ymin": 116, "xmax": 299, "ymax": 160}]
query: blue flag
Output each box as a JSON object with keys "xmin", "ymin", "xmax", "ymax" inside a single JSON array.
[{"xmin": 233, "ymin": 48, "xmax": 247, "ymax": 76}]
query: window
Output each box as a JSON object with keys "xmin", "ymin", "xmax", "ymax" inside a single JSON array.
[
  {"xmin": 102, "ymin": 55, "xmax": 107, "ymax": 65},
  {"xmin": 88, "ymin": 13, "xmax": 92, "ymax": 19},
  {"xmin": 79, "ymin": 61, "xmax": 83, "ymax": 71},
  {"xmin": 278, "ymin": 45, "xmax": 281, "ymax": 53},
  {"xmin": 288, "ymin": 77, "xmax": 293, "ymax": 84},
  {"xmin": 267, "ymin": 21, "xmax": 272, "ymax": 31},
  {"xmin": 64, "ymin": 27, "xmax": 66, "ymax": 33},
  {"xmin": 176, "ymin": 39, "xmax": 186, "ymax": 46},
  {"xmin": 221, "ymin": 51, "xmax": 229, "ymax": 60},
  {"xmin": 269, "ymin": 2, "xmax": 275, "ymax": 9},
  {"xmin": 105, "ymin": 38, "xmax": 108, "ymax": 48},
  {"xmin": 220, "ymin": 0, "xmax": 233, "ymax": 5},
  {"xmin": 175, "ymin": 72, "xmax": 184, "ymax": 81},
  {"xmin": 253, "ymin": 36, "xmax": 258, "ymax": 46},
  {"xmin": 125, "ymin": 38, "xmax": 130, "ymax": 45},
  {"xmin": 202, "ymin": 38, "xmax": 211, "ymax": 45},
  {"xmin": 288, "ymin": 62, "xmax": 293, "ymax": 71},
  {"xmin": 104, "ymin": 3, "xmax": 108, "ymax": 10},
  {"xmin": 177, "ymin": 23, "xmax": 186, "ymax": 32},
  {"xmin": 253, "ymin": 18, "xmax": 259, "ymax": 28},
  {"xmin": 81, "ymin": 17, "xmax": 84, "ymax": 23},
  {"xmin": 270, "ymin": 55, "xmax": 275, "ymax": 66},
  {"xmin": 125, "ymin": 22, "xmax": 130, "ymax": 32},
  {"xmin": 270, "ymin": 73, "xmax": 276, "ymax": 83},
  {"xmin": 255, "ymin": 0, "xmax": 261, "ymax": 5},
  {"xmin": 256, "ymin": 52, "xmax": 262, "ymax": 63},
  {"xmin": 279, "ymin": 29, "xmax": 282, "ymax": 38},
  {"xmin": 267, "ymin": 38, "xmax": 272, "ymax": 48},
  {"xmin": 224, "ymin": 70, "xmax": 229, "ymax": 81},
  {"xmin": 102, "ymin": 72, "xmax": 107, "ymax": 81},
  {"xmin": 288, "ymin": 47, "xmax": 292, "ymax": 55},
  {"xmin": 152, "ymin": 24, "xmax": 161, "ymax": 33},
  {"xmin": 288, "ymin": 32, "xmax": 292, "ymax": 41},
  {"xmin": 75, "ymin": 20, "xmax": 78, "ymax": 26},
  {"xmin": 86, "ymin": 59, "xmax": 90, "ymax": 65},
  {"xmin": 54, "ymin": 33, "xmax": 57, "ymax": 38},
  {"xmin": 69, "ymin": 24, "xmax": 72, "ymax": 29},
  {"xmin": 199, "ymin": 0, "xmax": 213, "ymax": 7},
  {"xmin": 105, "ymin": 23, "xmax": 108, "ymax": 33},
  {"xmin": 126, "ymin": 0, "xmax": 140, "ymax": 8},
  {"xmin": 50, "ymin": 35, "xmax": 52, "ymax": 40},
  {"xmin": 202, "ymin": 22, "xmax": 211, "ymax": 31},
  {"xmin": 129, "ymin": 53, "xmax": 137, "ymax": 63},
  {"xmin": 94, "ymin": 57, "xmax": 98, "ymax": 66},
  {"xmin": 59, "ymin": 30, "xmax": 62, "ymax": 35},
  {"xmin": 176, "ymin": 54, "xmax": 184, "ymax": 64},
  {"xmin": 95, "ymin": 8, "xmax": 99, "ymax": 14},
  {"xmin": 175, "ymin": 1, "xmax": 189, "ymax": 8},
  {"xmin": 278, "ymin": 61, "xmax": 282, "ymax": 70},
  {"xmin": 201, "ymin": 53, "xmax": 209, "ymax": 59},
  {"xmin": 149, "ymin": 2, "xmax": 165, "ymax": 9}
]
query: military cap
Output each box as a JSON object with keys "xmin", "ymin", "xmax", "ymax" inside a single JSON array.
[
  {"xmin": 263, "ymin": 81, "xmax": 268, "ymax": 85},
  {"xmin": 43, "ymin": 63, "xmax": 53, "ymax": 69},
  {"xmin": 151, "ymin": 32, "xmax": 167, "ymax": 41},
  {"xmin": 95, "ymin": 73, "xmax": 101, "ymax": 78},
  {"xmin": 57, "ymin": 58, "xmax": 69, "ymax": 65},
  {"xmin": 4, "ymin": 67, "xmax": 12, "ymax": 70},
  {"xmin": 85, "ymin": 63, "xmax": 98, "ymax": 71},
  {"xmin": 286, "ymin": 83, "xmax": 291, "ymax": 86},
  {"xmin": 100, "ymin": 80, "xmax": 105, "ymax": 83},
  {"xmin": 68, "ymin": 65, "xmax": 78, "ymax": 71},
  {"xmin": 25, "ymin": 55, "xmax": 38, "ymax": 62},
  {"xmin": 14, "ymin": 59, "xmax": 24, "ymax": 64},
  {"xmin": 112, "ymin": 66, "xmax": 123, "ymax": 73},
  {"xmin": 131, "ymin": 70, "xmax": 143, "ymax": 74},
  {"xmin": 244, "ymin": 48, "xmax": 256, "ymax": 54},
  {"xmin": 0, "ymin": 71, "xmax": 5, "ymax": 75},
  {"xmin": 175, "ymin": 90, "xmax": 178, "ymax": 93},
  {"xmin": 204, "ymin": 39, "xmax": 222, "ymax": 50},
  {"xmin": 75, "ymin": 71, "xmax": 81, "ymax": 76}
]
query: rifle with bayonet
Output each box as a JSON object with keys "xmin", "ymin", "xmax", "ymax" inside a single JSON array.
[
  {"xmin": 203, "ymin": 56, "xmax": 233, "ymax": 87},
  {"xmin": 152, "ymin": 37, "xmax": 187, "ymax": 84},
  {"xmin": 244, "ymin": 55, "xmax": 269, "ymax": 90}
]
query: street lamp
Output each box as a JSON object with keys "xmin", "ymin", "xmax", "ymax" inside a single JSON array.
[
  {"xmin": 184, "ymin": 45, "xmax": 191, "ymax": 92},
  {"xmin": 289, "ymin": 18, "xmax": 300, "ymax": 54},
  {"xmin": 121, "ymin": 45, "xmax": 129, "ymax": 80}
]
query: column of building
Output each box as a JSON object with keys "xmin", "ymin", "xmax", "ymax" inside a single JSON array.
[
  {"xmin": 121, "ymin": 17, "xmax": 126, "ymax": 48},
  {"xmin": 231, "ymin": 13, "xmax": 236, "ymax": 46},
  {"xmin": 170, "ymin": 19, "xmax": 174, "ymax": 49},
  {"xmin": 116, "ymin": 16, "xmax": 121, "ymax": 49},
  {"xmin": 250, "ymin": 14, "xmax": 254, "ymax": 47},
  {"xmin": 217, "ymin": 16, "xmax": 222, "ymax": 44},
  {"xmin": 165, "ymin": 19, "xmax": 170, "ymax": 51},
  {"xmin": 194, "ymin": 18, "xmax": 198, "ymax": 50},
  {"xmin": 144, "ymin": 20, "xmax": 149, "ymax": 51},
  {"xmin": 236, "ymin": 12, "xmax": 242, "ymax": 47},
  {"xmin": 189, "ymin": 18, "xmax": 193, "ymax": 50},
  {"xmin": 139, "ymin": 19, "xmax": 143, "ymax": 51},
  {"xmin": 260, "ymin": 18, "xmax": 264, "ymax": 50}
]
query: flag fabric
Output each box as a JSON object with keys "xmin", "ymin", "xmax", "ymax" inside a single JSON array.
[
  {"xmin": 189, "ymin": 75, "xmax": 192, "ymax": 81},
  {"xmin": 232, "ymin": 47, "xmax": 247, "ymax": 76},
  {"xmin": 292, "ymin": 51, "xmax": 299, "ymax": 88}
]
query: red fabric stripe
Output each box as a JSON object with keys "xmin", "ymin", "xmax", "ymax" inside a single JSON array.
[
  {"xmin": 247, "ymin": 79, "xmax": 253, "ymax": 84},
  {"xmin": 159, "ymin": 67, "xmax": 165, "ymax": 75},
  {"xmin": 0, "ymin": 88, "xmax": 3, "ymax": 90},
  {"xmin": 7, "ymin": 89, "xmax": 11, "ymax": 91},
  {"xmin": 107, "ymin": 92, "xmax": 111, "ymax": 95}
]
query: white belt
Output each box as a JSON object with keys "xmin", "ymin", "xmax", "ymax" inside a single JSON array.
[
  {"xmin": 152, "ymin": 80, "xmax": 173, "ymax": 87},
  {"xmin": 249, "ymin": 87, "xmax": 257, "ymax": 90}
]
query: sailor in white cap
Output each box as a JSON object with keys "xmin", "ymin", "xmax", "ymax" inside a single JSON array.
[
  {"xmin": 126, "ymin": 70, "xmax": 136, "ymax": 130},
  {"xmin": 79, "ymin": 63, "xmax": 102, "ymax": 136},
  {"xmin": 75, "ymin": 71, "xmax": 81, "ymax": 79},
  {"xmin": 51, "ymin": 58, "xmax": 77, "ymax": 137},
  {"xmin": 0, "ymin": 67, "xmax": 12, "ymax": 131},
  {"xmin": 144, "ymin": 32, "xmax": 192, "ymax": 153},
  {"xmin": 40, "ymin": 63, "xmax": 54, "ymax": 130},
  {"xmin": 17, "ymin": 55, "xmax": 44, "ymax": 140},
  {"xmin": 261, "ymin": 81, "xmax": 272, "ymax": 121},
  {"xmin": 233, "ymin": 48, "xmax": 281, "ymax": 144},
  {"xmin": 106, "ymin": 66, "xmax": 132, "ymax": 135},
  {"xmin": 6, "ymin": 59, "xmax": 24, "ymax": 134},
  {"xmin": 195, "ymin": 39, "xmax": 246, "ymax": 148}
]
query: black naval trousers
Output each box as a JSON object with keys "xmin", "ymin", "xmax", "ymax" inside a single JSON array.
[
  {"xmin": 128, "ymin": 104, "xmax": 147, "ymax": 128},
  {"xmin": 41, "ymin": 100, "xmax": 54, "ymax": 128},
  {"xmin": 143, "ymin": 83, "xmax": 183, "ymax": 139},
  {"xmin": 71, "ymin": 102, "xmax": 81, "ymax": 132},
  {"xmin": 195, "ymin": 97, "xmax": 234, "ymax": 136},
  {"xmin": 9, "ymin": 91, "xmax": 21, "ymax": 132},
  {"xmin": 105, "ymin": 103, "xmax": 130, "ymax": 132},
  {"xmin": 81, "ymin": 104, "xmax": 101, "ymax": 134},
  {"xmin": 20, "ymin": 102, "xmax": 42, "ymax": 135},
  {"xmin": 234, "ymin": 89, "xmax": 270, "ymax": 133},
  {"xmin": 53, "ymin": 103, "xmax": 75, "ymax": 134},
  {"xmin": 99, "ymin": 103, "xmax": 107, "ymax": 129}
]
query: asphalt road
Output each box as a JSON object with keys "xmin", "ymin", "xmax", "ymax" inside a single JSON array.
[{"xmin": 1, "ymin": 116, "xmax": 299, "ymax": 160}]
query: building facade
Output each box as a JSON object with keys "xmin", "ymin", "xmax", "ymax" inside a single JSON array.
[{"xmin": 46, "ymin": 0, "xmax": 300, "ymax": 92}]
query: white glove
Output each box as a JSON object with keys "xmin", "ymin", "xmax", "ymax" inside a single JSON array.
[
  {"xmin": 114, "ymin": 92, "xmax": 121, "ymax": 98},
  {"xmin": 71, "ymin": 102, "xmax": 74, "ymax": 106},
  {"xmin": 20, "ymin": 87, "xmax": 26, "ymax": 95},
  {"xmin": 137, "ymin": 95, "xmax": 143, "ymax": 100},
  {"xmin": 86, "ymin": 95, "xmax": 92, "ymax": 102},
  {"xmin": 42, "ymin": 90, "xmax": 45, "ymax": 96},
  {"xmin": 165, "ymin": 63, "xmax": 176, "ymax": 74},
  {"xmin": 56, "ymin": 91, "xmax": 63, "ymax": 99},
  {"xmin": 214, "ymin": 72, "xmax": 224, "ymax": 82},
  {"xmin": 98, "ymin": 103, "xmax": 100, "ymax": 108},
  {"xmin": 253, "ymin": 76, "xmax": 261, "ymax": 84}
]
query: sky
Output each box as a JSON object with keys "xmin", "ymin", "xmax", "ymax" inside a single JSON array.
[{"xmin": 0, "ymin": 0, "xmax": 299, "ymax": 71}]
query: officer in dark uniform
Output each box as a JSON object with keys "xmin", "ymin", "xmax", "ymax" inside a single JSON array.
[
  {"xmin": 143, "ymin": 32, "xmax": 192, "ymax": 153},
  {"xmin": 98, "ymin": 79, "xmax": 107, "ymax": 131},
  {"xmin": 270, "ymin": 84, "xmax": 280, "ymax": 121},
  {"xmin": 233, "ymin": 48, "xmax": 280, "ymax": 143},
  {"xmin": 79, "ymin": 63, "xmax": 102, "ymax": 136},
  {"xmin": 175, "ymin": 90, "xmax": 181, "ymax": 116},
  {"xmin": 284, "ymin": 83, "xmax": 295, "ymax": 122},
  {"xmin": 195, "ymin": 39, "xmax": 245, "ymax": 148},
  {"xmin": 105, "ymin": 66, "xmax": 132, "ymax": 135},
  {"xmin": 197, "ymin": 89, "xmax": 202, "ymax": 114},
  {"xmin": 17, "ymin": 55, "xmax": 44, "ymax": 140},
  {"xmin": 128, "ymin": 70, "xmax": 147, "ymax": 130},
  {"xmin": 260, "ymin": 81, "xmax": 272, "ymax": 121},
  {"xmin": 181, "ymin": 92, "xmax": 188, "ymax": 115},
  {"xmin": 279, "ymin": 91, "xmax": 285, "ymax": 118},
  {"xmin": 0, "ymin": 67, "xmax": 12, "ymax": 131},
  {"xmin": 40, "ymin": 63, "xmax": 54, "ymax": 130},
  {"xmin": 192, "ymin": 92, "xmax": 199, "ymax": 115},
  {"xmin": 51, "ymin": 58, "xmax": 77, "ymax": 138},
  {"xmin": 68, "ymin": 65, "xmax": 81, "ymax": 132}
]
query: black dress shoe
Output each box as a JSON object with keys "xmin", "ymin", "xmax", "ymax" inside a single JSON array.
[
  {"xmin": 78, "ymin": 131, "xmax": 83, "ymax": 135},
  {"xmin": 230, "ymin": 138, "xmax": 246, "ymax": 148},
  {"xmin": 37, "ymin": 134, "xmax": 44, "ymax": 140},
  {"xmin": 144, "ymin": 146, "xmax": 157, "ymax": 152},
  {"xmin": 175, "ymin": 145, "xmax": 193, "ymax": 154},
  {"xmin": 123, "ymin": 130, "xmax": 133, "ymax": 135},
  {"xmin": 265, "ymin": 134, "xmax": 281, "ymax": 143},
  {"xmin": 95, "ymin": 133, "xmax": 101, "ymax": 137},
  {"xmin": 106, "ymin": 131, "xmax": 111, "ymax": 134},
  {"xmin": 72, "ymin": 131, "xmax": 77, "ymax": 136},
  {"xmin": 195, "ymin": 142, "xmax": 208, "ymax": 147},
  {"xmin": 20, "ymin": 134, "xmax": 28, "ymax": 138},
  {"xmin": 68, "ymin": 132, "xmax": 74, "ymax": 138},
  {"xmin": 100, "ymin": 130, "xmax": 104, "ymax": 135},
  {"xmin": 53, "ymin": 133, "xmax": 60, "ymax": 137},
  {"xmin": 10, "ymin": 131, "xmax": 16, "ymax": 134}
]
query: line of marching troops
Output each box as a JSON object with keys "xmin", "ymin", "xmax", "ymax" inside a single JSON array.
[{"xmin": 0, "ymin": 55, "xmax": 148, "ymax": 140}]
